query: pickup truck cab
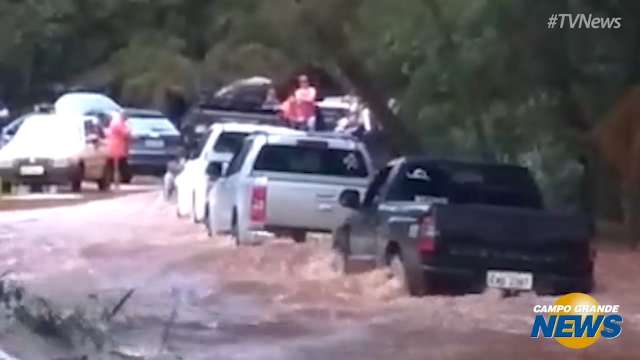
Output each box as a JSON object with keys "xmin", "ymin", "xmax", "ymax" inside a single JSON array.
[
  {"xmin": 175, "ymin": 122, "xmax": 301, "ymax": 222},
  {"xmin": 334, "ymin": 157, "xmax": 595, "ymax": 296},
  {"xmin": 208, "ymin": 132, "xmax": 374, "ymax": 245}
]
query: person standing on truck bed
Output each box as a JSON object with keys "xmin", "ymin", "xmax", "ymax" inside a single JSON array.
[{"xmin": 294, "ymin": 74, "xmax": 317, "ymax": 130}]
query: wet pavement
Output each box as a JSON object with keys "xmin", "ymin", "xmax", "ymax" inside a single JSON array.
[{"xmin": 0, "ymin": 185, "xmax": 639, "ymax": 359}]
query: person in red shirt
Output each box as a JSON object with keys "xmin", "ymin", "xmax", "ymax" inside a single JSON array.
[
  {"xmin": 106, "ymin": 111, "xmax": 130, "ymax": 188},
  {"xmin": 294, "ymin": 75, "xmax": 317, "ymax": 130}
]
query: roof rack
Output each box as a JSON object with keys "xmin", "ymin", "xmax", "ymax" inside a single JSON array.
[
  {"xmin": 34, "ymin": 103, "xmax": 55, "ymax": 113},
  {"xmin": 305, "ymin": 131, "xmax": 359, "ymax": 141}
]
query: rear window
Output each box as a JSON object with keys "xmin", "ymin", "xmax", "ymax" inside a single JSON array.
[
  {"xmin": 213, "ymin": 132, "xmax": 249, "ymax": 154},
  {"xmin": 253, "ymin": 144, "xmax": 368, "ymax": 178},
  {"xmin": 387, "ymin": 163, "xmax": 543, "ymax": 208},
  {"xmin": 128, "ymin": 117, "xmax": 179, "ymax": 136}
]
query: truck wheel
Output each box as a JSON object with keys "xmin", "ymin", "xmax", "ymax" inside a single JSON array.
[
  {"xmin": 292, "ymin": 231, "xmax": 307, "ymax": 243},
  {"xmin": 97, "ymin": 164, "xmax": 112, "ymax": 192},
  {"xmin": 1, "ymin": 180, "xmax": 12, "ymax": 194},
  {"xmin": 71, "ymin": 165, "xmax": 83, "ymax": 193},
  {"xmin": 191, "ymin": 193, "xmax": 200, "ymax": 223},
  {"xmin": 204, "ymin": 205, "xmax": 213, "ymax": 238},
  {"xmin": 389, "ymin": 254, "xmax": 427, "ymax": 297},
  {"xmin": 230, "ymin": 212, "xmax": 240, "ymax": 247}
]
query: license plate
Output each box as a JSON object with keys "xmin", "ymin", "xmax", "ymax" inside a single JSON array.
[
  {"xmin": 487, "ymin": 270, "xmax": 533, "ymax": 290},
  {"xmin": 145, "ymin": 139, "xmax": 165, "ymax": 148},
  {"xmin": 19, "ymin": 165, "xmax": 45, "ymax": 176}
]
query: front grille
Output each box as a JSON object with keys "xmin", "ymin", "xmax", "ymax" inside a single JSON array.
[{"xmin": 15, "ymin": 158, "xmax": 52, "ymax": 166}]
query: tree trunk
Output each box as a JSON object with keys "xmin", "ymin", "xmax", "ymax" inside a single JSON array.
[
  {"xmin": 300, "ymin": 2, "xmax": 420, "ymax": 156},
  {"xmin": 621, "ymin": 187, "xmax": 640, "ymax": 249}
]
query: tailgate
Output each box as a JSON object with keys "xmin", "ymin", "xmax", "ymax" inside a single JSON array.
[
  {"xmin": 434, "ymin": 204, "xmax": 592, "ymax": 245},
  {"xmin": 254, "ymin": 171, "xmax": 367, "ymax": 231},
  {"xmin": 432, "ymin": 204, "xmax": 593, "ymax": 274}
]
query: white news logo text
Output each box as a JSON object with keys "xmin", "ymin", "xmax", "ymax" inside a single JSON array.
[{"xmin": 547, "ymin": 14, "xmax": 621, "ymax": 29}]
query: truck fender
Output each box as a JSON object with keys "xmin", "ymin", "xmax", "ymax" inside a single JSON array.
[{"xmin": 377, "ymin": 217, "xmax": 416, "ymax": 267}]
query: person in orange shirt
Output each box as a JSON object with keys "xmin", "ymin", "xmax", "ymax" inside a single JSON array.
[
  {"xmin": 280, "ymin": 94, "xmax": 300, "ymax": 129},
  {"xmin": 106, "ymin": 111, "xmax": 131, "ymax": 188},
  {"xmin": 294, "ymin": 75, "xmax": 317, "ymax": 130}
]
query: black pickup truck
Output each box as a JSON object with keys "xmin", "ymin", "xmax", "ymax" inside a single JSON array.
[{"xmin": 333, "ymin": 157, "xmax": 595, "ymax": 296}]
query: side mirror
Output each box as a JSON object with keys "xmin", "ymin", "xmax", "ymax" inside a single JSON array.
[
  {"xmin": 186, "ymin": 149, "xmax": 199, "ymax": 160},
  {"xmin": 86, "ymin": 133, "xmax": 99, "ymax": 144},
  {"xmin": 167, "ymin": 160, "xmax": 184, "ymax": 175},
  {"xmin": 339, "ymin": 189, "xmax": 361, "ymax": 210},
  {"xmin": 206, "ymin": 161, "xmax": 223, "ymax": 178}
]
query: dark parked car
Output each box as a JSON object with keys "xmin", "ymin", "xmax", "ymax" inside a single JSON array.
[
  {"xmin": 124, "ymin": 108, "xmax": 183, "ymax": 179},
  {"xmin": 333, "ymin": 157, "xmax": 595, "ymax": 296}
]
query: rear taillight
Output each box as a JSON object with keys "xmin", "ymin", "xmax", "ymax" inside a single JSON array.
[
  {"xmin": 250, "ymin": 185, "xmax": 267, "ymax": 223},
  {"xmin": 417, "ymin": 216, "xmax": 437, "ymax": 253}
]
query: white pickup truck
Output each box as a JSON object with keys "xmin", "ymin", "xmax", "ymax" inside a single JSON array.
[
  {"xmin": 175, "ymin": 122, "xmax": 301, "ymax": 222},
  {"xmin": 207, "ymin": 132, "xmax": 374, "ymax": 245}
]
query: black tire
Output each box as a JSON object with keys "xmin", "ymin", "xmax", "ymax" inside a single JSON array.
[
  {"xmin": 204, "ymin": 206, "xmax": 213, "ymax": 238},
  {"xmin": 71, "ymin": 164, "xmax": 83, "ymax": 193},
  {"xmin": 230, "ymin": 211, "xmax": 240, "ymax": 247},
  {"xmin": 1, "ymin": 180, "xmax": 12, "ymax": 194},
  {"xmin": 121, "ymin": 174, "xmax": 132, "ymax": 184},
  {"xmin": 191, "ymin": 193, "xmax": 201, "ymax": 224},
  {"xmin": 163, "ymin": 172, "xmax": 175, "ymax": 201},
  {"xmin": 292, "ymin": 231, "xmax": 307, "ymax": 243},
  {"xmin": 389, "ymin": 253, "xmax": 428, "ymax": 297},
  {"xmin": 97, "ymin": 163, "xmax": 112, "ymax": 192}
]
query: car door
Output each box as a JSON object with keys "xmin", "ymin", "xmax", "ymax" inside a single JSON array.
[
  {"xmin": 213, "ymin": 138, "xmax": 254, "ymax": 231},
  {"xmin": 81, "ymin": 118, "xmax": 105, "ymax": 179},
  {"xmin": 348, "ymin": 166, "xmax": 393, "ymax": 258}
]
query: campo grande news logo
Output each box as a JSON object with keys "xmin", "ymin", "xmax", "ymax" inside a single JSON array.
[{"xmin": 530, "ymin": 293, "xmax": 623, "ymax": 349}]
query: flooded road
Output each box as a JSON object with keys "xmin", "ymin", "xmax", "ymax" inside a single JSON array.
[{"xmin": 0, "ymin": 187, "xmax": 638, "ymax": 359}]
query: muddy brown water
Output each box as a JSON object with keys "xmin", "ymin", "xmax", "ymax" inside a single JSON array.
[{"xmin": 0, "ymin": 189, "xmax": 638, "ymax": 359}]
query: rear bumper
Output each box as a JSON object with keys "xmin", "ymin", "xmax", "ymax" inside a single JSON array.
[
  {"xmin": 262, "ymin": 225, "xmax": 334, "ymax": 235},
  {"xmin": 0, "ymin": 165, "xmax": 79, "ymax": 185},
  {"xmin": 421, "ymin": 264, "xmax": 594, "ymax": 295}
]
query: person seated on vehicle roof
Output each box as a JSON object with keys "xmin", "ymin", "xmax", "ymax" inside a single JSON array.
[{"xmin": 280, "ymin": 94, "xmax": 301, "ymax": 129}]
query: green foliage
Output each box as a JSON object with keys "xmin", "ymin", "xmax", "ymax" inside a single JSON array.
[{"xmin": 1, "ymin": 0, "xmax": 640, "ymax": 211}]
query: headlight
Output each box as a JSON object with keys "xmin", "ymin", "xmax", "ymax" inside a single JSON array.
[
  {"xmin": 0, "ymin": 159, "xmax": 12, "ymax": 168},
  {"xmin": 52, "ymin": 158, "xmax": 71, "ymax": 168}
]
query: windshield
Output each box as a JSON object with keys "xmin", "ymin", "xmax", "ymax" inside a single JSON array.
[
  {"xmin": 128, "ymin": 117, "xmax": 179, "ymax": 136},
  {"xmin": 387, "ymin": 163, "xmax": 543, "ymax": 208},
  {"xmin": 9, "ymin": 116, "xmax": 82, "ymax": 152},
  {"xmin": 253, "ymin": 144, "xmax": 368, "ymax": 178},
  {"xmin": 212, "ymin": 131, "xmax": 250, "ymax": 154},
  {"xmin": 54, "ymin": 93, "xmax": 121, "ymax": 115}
]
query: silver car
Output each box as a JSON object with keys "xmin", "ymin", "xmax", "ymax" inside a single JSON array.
[{"xmin": 207, "ymin": 132, "xmax": 374, "ymax": 245}]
